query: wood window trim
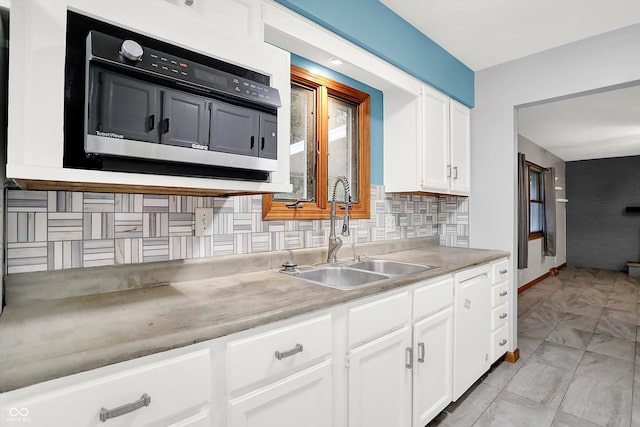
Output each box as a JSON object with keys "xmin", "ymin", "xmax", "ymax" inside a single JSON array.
[
  {"xmin": 528, "ymin": 232, "xmax": 544, "ymax": 241},
  {"xmin": 262, "ymin": 65, "xmax": 371, "ymax": 220}
]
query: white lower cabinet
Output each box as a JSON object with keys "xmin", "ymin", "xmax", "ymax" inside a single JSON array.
[
  {"xmin": 347, "ymin": 276, "xmax": 454, "ymax": 427},
  {"xmin": 168, "ymin": 411, "xmax": 211, "ymax": 427},
  {"xmin": 227, "ymin": 360, "xmax": 332, "ymax": 427},
  {"xmin": 0, "ymin": 349, "xmax": 212, "ymax": 427},
  {"xmin": 348, "ymin": 327, "xmax": 413, "ymax": 427},
  {"xmin": 1, "ymin": 260, "xmax": 511, "ymax": 427},
  {"xmin": 452, "ymin": 264, "xmax": 492, "ymax": 401},
  {"xmin": 225, "ymin": 313, "xmax": 333, "ymax": 427},
  {"xmin": 490, "ymin": 258, "xmax": 510, "ymax": 362},
  {"xmin": 412, "ymin": 307, "xmax": 453, "ymax": 427}
]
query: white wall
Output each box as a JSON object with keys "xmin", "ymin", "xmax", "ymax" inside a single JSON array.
[
  {"xmin": 470, "ymin": 23, "xmax": 640, "ymax": 352},
  {"xmin": 0, "ymin": 8, "xmax": 7, "ymax": 313},
  {"xmin": 517, "ymin": 135, "xmax": 566, "ymax": 287}
]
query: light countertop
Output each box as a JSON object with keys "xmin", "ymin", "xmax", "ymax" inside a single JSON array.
[{"xmin": 0, "ymin": 240, "xmax": 509, "ymax": 392}]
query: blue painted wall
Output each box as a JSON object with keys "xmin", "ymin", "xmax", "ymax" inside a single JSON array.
[
  {"xmin": 274, "ymin": 0, "xmax": 474, "ymax": 107},
  {"xmin": 291, "ymin": 54, "xmax": 384, "ymax": 185}
]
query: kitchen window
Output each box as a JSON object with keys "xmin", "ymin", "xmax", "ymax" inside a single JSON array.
[
  {"xmin": 263, "ymin": 65, "xmax": 370, "ymax": 220},
  {"xmin": 528, "ymin": 163, "xmax": 544, "ymax": 239}
]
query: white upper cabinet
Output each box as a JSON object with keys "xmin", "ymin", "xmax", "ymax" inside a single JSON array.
[
  {"xmin": 449, "ymin": 99, "xmax": 471, "ymax": 195},
  {"xmin": 160, "ymin": 0, "xmax": 263, "ymax": 41},
  {"xmin": 384, "ymin": 84, "xmax": 471, "ymax": 196},
  {"xmin": 420, "ymin": 86, "xmax": 451, "ymax": 192},
  {"xmin": 420, "ymin": 85, "xmax": 471, "ymax": 196},
  {"xmin": 7, "ymin": 0, "xmax": 291, "ymax": 195}
]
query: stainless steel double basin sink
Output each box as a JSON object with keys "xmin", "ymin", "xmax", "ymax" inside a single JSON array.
[{"xmin": 283, "ymin": 259, "xmax": 439, "ymax": 290}]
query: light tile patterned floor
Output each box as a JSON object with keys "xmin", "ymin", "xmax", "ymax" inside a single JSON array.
[{"xmin": 429, "ymin": 266, "xmax": 640, "ymax": 427}]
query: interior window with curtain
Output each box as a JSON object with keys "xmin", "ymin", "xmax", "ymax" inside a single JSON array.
[{"xmin": 528, "ymin": 164, "xmax": 544, "ymax": 239}]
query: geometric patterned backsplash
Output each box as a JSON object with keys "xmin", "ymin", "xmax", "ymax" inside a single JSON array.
[{"xmin": 6, "ymin": 184, "xmax": 469, "ymax": 274}]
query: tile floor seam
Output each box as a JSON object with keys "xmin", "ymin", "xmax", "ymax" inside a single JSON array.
[
  {"xmin": 468, "ymin": 390, "xmax": 504, "ymax": 427},
  {"xmin": 554, "ymin": 349, "xmax": 594, "ymax": 426}
]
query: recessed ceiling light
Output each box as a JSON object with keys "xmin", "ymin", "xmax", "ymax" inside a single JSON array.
[{"xmin": 329, "ymin": 57, "xmax": 343, "ymax": 65}]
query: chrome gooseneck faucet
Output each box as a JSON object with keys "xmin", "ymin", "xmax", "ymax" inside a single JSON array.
[{"xmin": 327, "ymin": 176, "xmax": 351, "ymax": 264}]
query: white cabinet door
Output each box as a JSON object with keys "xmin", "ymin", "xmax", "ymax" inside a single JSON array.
[
  {"xmin": 420, "ymin": 86, "xmax": 450, "ymax": 192},
  {"xmin": 227, "ymin": 360, "xmax": 332, "ymax": 427},
  {"xmin": 348, "ymin": 327, "xmax": 412, "ymax": 427},
  {"xmin": 168, "ymin": 411, "xmax": 211, "ymax": 427},
  {"xmin": 449, "ymin": 100, "xmax": 471, "ymax": 195},
  {"xmin": 453, "ymin": 269, "xmax": 491, "ymax": 400},
  {"xmin": 0, "ymin": 349, "xmax": 211, "ymax": 427},
  {"xmin": 413, "ymin": 307, "xmax": 453, "ymax": 427}
]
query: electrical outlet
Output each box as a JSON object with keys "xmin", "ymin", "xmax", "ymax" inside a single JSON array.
[
  {"xmin": 194, "ymin": 207, "xmax": 214, "ymax": 237},
  {"xmin": 385, "ymin": 215, "xmax": 396, "ymax": 232}
]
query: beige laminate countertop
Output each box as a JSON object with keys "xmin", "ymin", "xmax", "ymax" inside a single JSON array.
[{"xmin": 0, "ymin": 244, "xmax": 508, "ymax": 392}]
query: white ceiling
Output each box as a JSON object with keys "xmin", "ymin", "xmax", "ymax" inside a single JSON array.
[
  {"xmin": 518, "ymin": 85, "xmax": 640, "ymax": 161},
  {"xmin": 380, "ymin": 0, "xmax": 640, "ymax": 162},
  {"xmin": 380, "ymin": 0, "xmax": 640, "ymax": 71}
]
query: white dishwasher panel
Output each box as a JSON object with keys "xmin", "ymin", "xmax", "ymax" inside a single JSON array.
[{"xmin": 452, "ymin": 265, "xmax": 491, "ymax": 400}]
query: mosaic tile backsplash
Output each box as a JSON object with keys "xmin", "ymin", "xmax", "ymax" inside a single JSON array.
[{"xmin": 6, "ymin": 185, "xmax": 469, "ymax": 274}]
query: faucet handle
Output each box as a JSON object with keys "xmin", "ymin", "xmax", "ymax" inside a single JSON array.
[
  {"xmin": 354, "ymin": 253, "xmax": 368, "ymax": 262},
  {"xmin": 280, "ymin": 260, "xmax": 298, "ymax": 272}
]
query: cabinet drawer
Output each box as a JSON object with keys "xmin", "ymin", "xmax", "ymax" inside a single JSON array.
[
  {"xmin": 491, "ymin": 282, "xmax": 509, "ymax": 308},
  {"xmin": 228, "ymin": 360, "xmax": 332, "ymax": 427},
  {"xmin": 227, "ymin": 314, "xmax": 332, "ymax": 393},
  {"xmin": 413, "ymin": 276, "xmax": 453, "ymax": 320},
  {"xmin": 491, "ymin": 325, "xmax": 509, "ymax": 362},
  {"xmin": 491, "ymin": 303, "xmax": 509, "ymax": 330},
  {"xmin": 349, "ymin": 291, "xmax": 410, "ymax": 348},
  {"xmin": 491, "ymin": 259, "xmax": 509, "ymax": 284},
  {"xmin": 1, "ymin": 350, "xmax": 210, "ymax": 427}
]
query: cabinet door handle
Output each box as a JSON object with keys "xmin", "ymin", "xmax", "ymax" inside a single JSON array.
[
  {"xmin": 275, "ymin": 343, "xmax": 303, "ymax": 360},
  {"xmin": 447, "ymin": 165, "xmax": 452, "ymax": 178},
  {"xmin": 499, "ymin": 290, "xmax": 508, "ymax": 297},
  {"xmin": 261, "ymin": 136, "xmax": 265, "ymax": 150},
  {"xmin": 405, "ymin": 347, "xmax": 413, "ymax": 369},
  {"xmin": 250, "ymin": 136, "xmax": 255, "ymax": 149},
  {"xmin": 499, "ymin": 339, "xmax": 508, "ymax": 347},
  {"xmin": 100, "ymin": 393, "xmax": 151, "ymax": 422},
  {"xmin": 417, "ymin": 342, "xmax": 426, "ymax": 363},
  {"xmin": 147, "ymin": 115, "xmax": 155, "ymax": 131},
  {"xmin": 499, "ymin": 269, "xmax": 508, "ymax": 274},
  {"xmin": 453, "ymin": 166, "xmax": 458, "ymax": 180},
  {"xmin": 162, "ymin": 118, "xmax": 170, "ymax": 134},
  {"xmin": 499, "ymin": 313, "xmax": 508, "ymax": 319}
]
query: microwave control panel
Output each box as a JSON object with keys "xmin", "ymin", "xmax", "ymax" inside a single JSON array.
[{"xmin": 86, "ymin": 31, "xmax": 281, "ymax": 109}]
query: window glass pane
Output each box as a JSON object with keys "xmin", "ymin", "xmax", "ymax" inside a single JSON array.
[
  {"xmin": 327, "ymin": 95, "xmax": 359, "ymax": 203},
  {"xmin": 530, "ymin": 202, "xmax": 543, "ymax": 233},
  {"xmin": 529, "ymin": 170, "xmax": 541, "ymax": 201},
  {"xmin": 274, "ymin": 83, "xmax": 316, "ymax": 201}
]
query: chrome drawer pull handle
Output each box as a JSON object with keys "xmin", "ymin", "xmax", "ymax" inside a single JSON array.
[
  {"xmin": 275, "ymin": 343, "xmax": 303, "ymax": 360},
  {"xmin": 417, "ymin": 342, "xmax": 426, "ymax": 363},
  {"xmin": 100, "ymin": 393, "xmax": 150, "ymax": 422},
  {"xmin": 499, "ymin": 339, "xmax": 508, "ymax": 347},
  {"xmin": 405, "ymin": 347, "xmax": 413, "ymax": 369},
  {"xmin": 499, "ymin": 269, "xmax": 507, "ymax": 274},
  {"xmin": 499, "ymin": 313, "xmax": 508, "ymax": 319},
  {"xmin": 499, "ymin": 291, "xmax": 508, "ymax": 297}
]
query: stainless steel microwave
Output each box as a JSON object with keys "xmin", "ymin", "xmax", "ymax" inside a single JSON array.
[{"xmin": 64, "ymin": 13, "xmax": 281, "ymax": 181}]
